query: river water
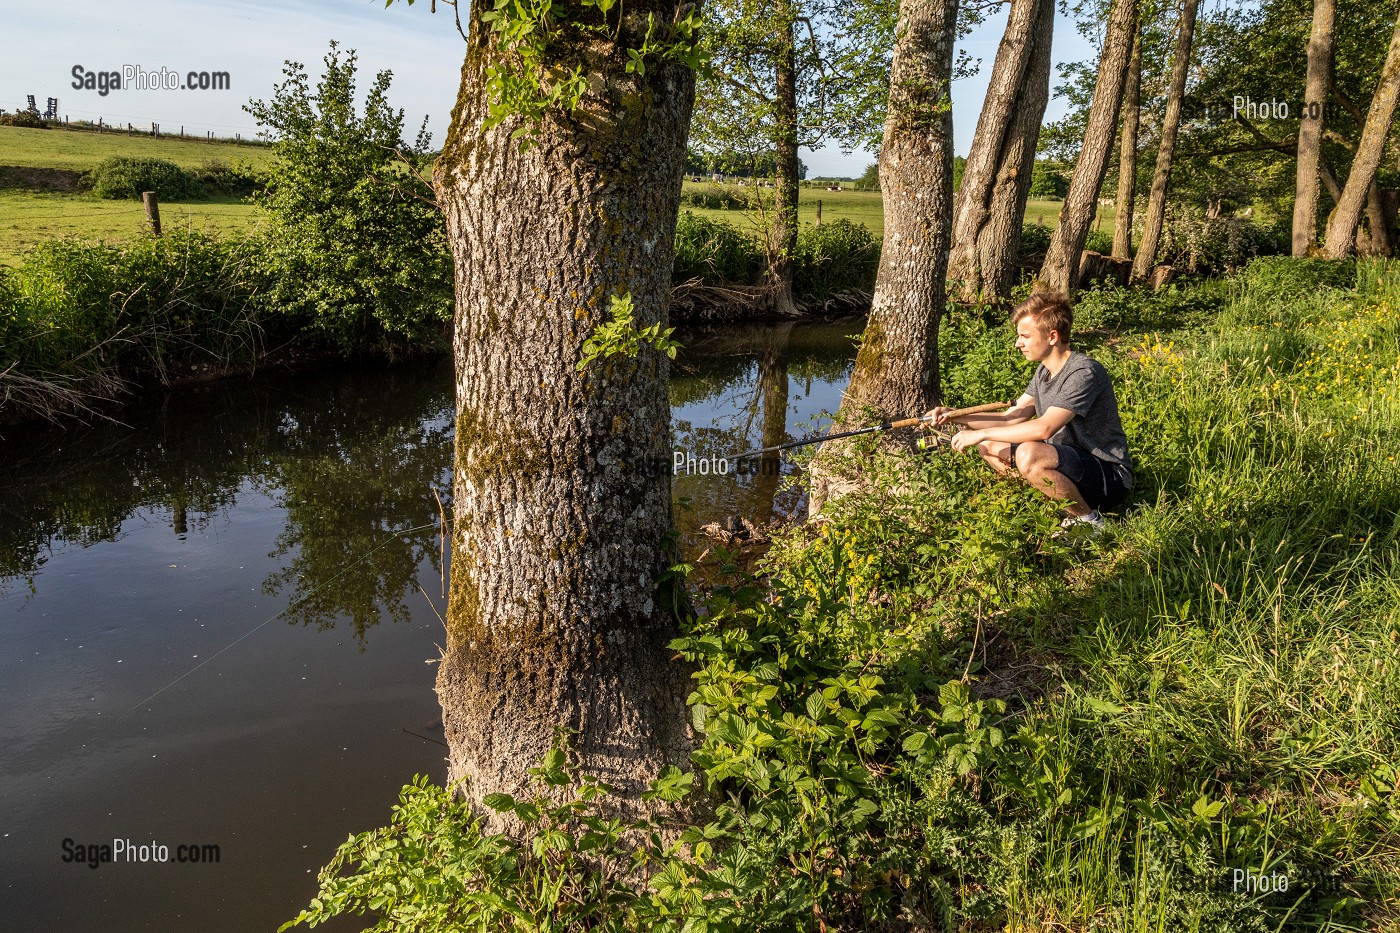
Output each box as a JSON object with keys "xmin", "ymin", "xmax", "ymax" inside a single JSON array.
[{"xmin": 0, "ymin": 320, "xmax": 858, "ymax": 932}]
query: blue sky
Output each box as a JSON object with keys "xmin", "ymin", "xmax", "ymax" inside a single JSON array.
[{"xmin": 1, "ymin": 0, "xmax": 1096, "ymax": 177}]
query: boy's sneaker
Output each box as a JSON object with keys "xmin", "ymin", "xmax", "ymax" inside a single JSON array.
[{"xmin": 1054, "ymin": 510, "xmax": 1105, "ymax": 541}]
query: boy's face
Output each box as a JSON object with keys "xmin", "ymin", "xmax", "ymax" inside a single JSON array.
[{"xmin": 1014, "ymin": 316, "xmax": 1060, "ymax": 361}]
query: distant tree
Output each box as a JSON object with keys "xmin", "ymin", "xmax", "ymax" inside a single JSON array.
[
  {"xmin": 1029, "ymin": 160, "xmax": 1069, "ymax": 198},
  {"xmin": 244, "ymin": 42, "xmax": 451, "ymax": 348},
  {"xmin": 857, "ymin": 161, "xmax": 881, "ymax": 189},
  {"xmin": 1131, "ymin": 0, "xmax": 1200, "ymax": 281},
  {"xmin": 1111, "ymin": 25, "xmax": 1141, "ymax": 259},
  {"xmin": 947, "ymin": 0, "xmax": 1055, "ymax": 302},
  {"xmin": 1040, "ymin": 0, "xmax": 1139, "ymax": 293}
]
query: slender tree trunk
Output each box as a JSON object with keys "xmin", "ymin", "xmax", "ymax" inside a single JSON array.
[
  {"xmin": 1363, "ymin": 179, "xmax": 1394, "ymax": 255},
  {"xmin": 770, "ymin": 4, "xmax": 802, "ymax": 318},
  {"xmin": 1132, "ymin": 0, "xmax": 1200, "ymax": 282},
  {"xmin": 1039, "ymin": 0, "xmax": 1139, "ymax": 293},
  {"xmin": 977, "ymin": 0, "xmax": 1054, "ymax": 299},
  {"xmin": 809, "ymin": 0, "xmax": 958, "ymax": 511},
  {"xmin": 948, "ymin": 0, "xmax": 1050, "ymax": 301},
  {"xmin": 432, "ymin": 5, "xmax": 696, "ymax": 820},
  {"xmin": 1293, "ymin": 0, "xmax": 1337, "ymax": 255},
  {"xmin": 1112, "ymin": 26, "xmax": 1142, "ymax": 259},
  {"xmin": 1324, "ymin": 11, "xmax": 1400, "ymax": 258}
]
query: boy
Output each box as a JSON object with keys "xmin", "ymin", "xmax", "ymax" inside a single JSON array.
[{"xmin": 925, "ymin": 292, "xmax": 1133, "ymax": 532}]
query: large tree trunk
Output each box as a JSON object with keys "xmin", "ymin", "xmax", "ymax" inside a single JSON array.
[
  {"xmin": 808, "ymin": 0, "xmax": 958, "ymax": 512},
  {"xmin": 1132, "ymin": 0, "xmax": 1199, "ymax": 282},
  {"xmin": 1039, "ymin": 0, "xmax": 1139, "ymax": 293},
  {"xmin": 1293, "ymin": 0, "xmax": 1337, "ymax": 255},
  {"xmin": 1324, "ymin": 11, "xmax": 1400, "ymax": 258},
  {"xmin": 948, "ymin": 0, "xmax": 1053, "ymax": 302},
  {"xmin": 1112, "ymin": 25, "xmax": 1142, "ymax": 259},
  {"xmin": 432, "ymin": 6, "xmax": 696, "ymax": 821},
  {"xmin": 770, "ymin": 3, "xmax": 802, "ymax": 318}
]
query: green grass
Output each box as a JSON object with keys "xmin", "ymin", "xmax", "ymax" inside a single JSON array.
[
  {"xmin": 0, "ymin": 124, "xmax": 272, "ymax": 172},
  {"xmin": 0, "ymin": 191, "xmax": 264, "ymax": 266},
  {"xmin": 678, "ymin": 179, "xmax": 1111, "ymax": 240}
]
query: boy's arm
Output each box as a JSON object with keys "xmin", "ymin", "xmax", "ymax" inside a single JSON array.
[
  {"xmin": 926, "ymin": 394, "xmax": 1035, "ymax": 429},
  {"xmin": 949, "ymin": 405, "xmax": 1076, "ymax": 450}
]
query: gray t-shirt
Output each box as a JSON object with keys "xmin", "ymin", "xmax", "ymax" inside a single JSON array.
[{"xmin": 1027, "ymin": 351, "xmax": 1134, "ymax": 487}]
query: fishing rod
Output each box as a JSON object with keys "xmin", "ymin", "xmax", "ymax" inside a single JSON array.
[{"xmin": 732, "ymin": 401, "xmax": 1010, "ymax": 460}]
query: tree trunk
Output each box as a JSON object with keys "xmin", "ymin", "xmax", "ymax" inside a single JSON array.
[
  {"xmin": 1039, "ymin": 0, "xmax": 1139, "ymax": 293},
  {"xmin": 1324, "ymin": 11, "xmax": 1400, "ymax": 258},
  {"xmin": 948, "ymin": 0, "xmax": 1052, "ymax": 302},
  {"xmin": 1112, "ymin": 25, "xmax": 1142, "ymax": 259},
  {"xmin": 1132, "ymin": 0, "xmax": 1200, "ymax": 282},
  {"xmin": 432, "ymin": 7, "xmax": 696, "ymax": 821},
  {"xmin": 809, "ymin": 0, "xmax": 958, "ymax": 512},
  {"xmin": 1293, "ymin": 0, "xmax": 1336, "ymax": 255},
  {"xmin": 1363, "ymin": 178, "xmax": 1394, "ymax": 255},
  {"xmin": 770, "ymin": 0, "xmax": 802, "ymax": 317}
]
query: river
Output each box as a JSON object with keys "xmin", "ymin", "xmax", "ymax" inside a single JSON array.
[{"xmin": 0, "ymin": 320, "xmax": 858, "ymax": 931}]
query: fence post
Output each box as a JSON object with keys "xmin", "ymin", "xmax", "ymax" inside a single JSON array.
[
  {"xmin": 142, "ymin": 191, "xmax": 162, "ymax": 237},
  {"xmin": 816, "ymin": 199, "xmax": 822, "ymax": 227}
]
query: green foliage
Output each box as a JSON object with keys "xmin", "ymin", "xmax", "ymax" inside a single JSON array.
[
  {"xmin": 678, "ymin": 184, "xmax": 750, "ymax": 211},
  {"xmin": 792, "ymin": 219, "xmax": 879, "ymax": 297},
  {"xmin": 0, "ymin": 231, "xmax": 269, "ymax": 418},
  {"xmin": 855, "ymin": 161, "xmax": 880, "ymax": 191},
  {"xmin": 577, "ymin": 292, "xmax": 680, "ymax": 372},
  {"xmin": 0, "ymin": 110, "xmax": 48, "ymax": 129},
  {"xmin": 940, "ymin": 315, "xmax": 1037, "ymax": 408},
  {"xmin": 671, "ymin": 211, "xmax": 765, "ymax": 284},
  {"xmin": 243, "ymin": 41, "xmax": 452, "ymax": 349},
  {"xmin": 1236, "ymin": 255, "xmax": 1357, "ymax": 294},
  {"xmin": 1029, "ymin": 161, "xmax": 1068, "ymax": 199},
  {"xmin": 86, "ymin": 156, "xmax": 202, "ymax": 201}
]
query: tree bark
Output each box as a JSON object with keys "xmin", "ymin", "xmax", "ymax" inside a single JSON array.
[
  {"xmin": 1293, "ymin": 0, "xmax": 1336, "ymax": 255},
  {"xmin": 1039, "ymin": 0, "xmax": 1139, "ymax": 293},
  {"xmin": 1324, "ymin": 10, "xmax": 1400, "ymax": 258},
  {"xmin": 770, "ymin": 1, "xmax": 802, "ymax": 317},
  {"xmin": 1362, "ymin": 178, "xmax": 1394, "ymax": 255},
  {"xmin": 809, "ymin": 0, "xmax": 958, "ymax": 511},
  {"xmin": 1132, "ymin": 0, "xmax": 1200, "ymax": 282},
  {"xmin": 1112, "ymin": 25, "xmax": 1142, "ymax": 259},
  {"xmin": 948, "ymin": 0, "xmax": 1052, "ymax": 302},
  {"xmin": 432, "ymin": 7, "xmax": 696, "ymax": 821}
]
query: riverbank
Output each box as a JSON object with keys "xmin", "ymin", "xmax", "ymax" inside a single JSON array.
[{"xmin": 288, "ymin": 256, "xmax": 1400, "ymax": 932}]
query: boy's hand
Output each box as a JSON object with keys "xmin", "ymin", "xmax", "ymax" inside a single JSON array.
[
  {"xmin": 922, "ymin": 406, "xmax": 953, "ymax": 428},
  {"xmin": 950, "ymin": 429, "xmax": 984, "ymax": 452}
]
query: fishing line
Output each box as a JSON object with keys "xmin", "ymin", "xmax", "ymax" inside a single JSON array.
[{"xmin": 129, "ymin": 519, "xmax": 444, "ymax": 713}]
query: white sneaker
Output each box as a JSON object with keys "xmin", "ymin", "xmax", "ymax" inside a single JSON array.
[{"xmin": 1055, "ymin": 510, "xmax": 1105, "ymax": 540}]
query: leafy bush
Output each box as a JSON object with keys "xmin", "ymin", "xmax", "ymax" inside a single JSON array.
[
  {"xmin": 87, "ymin": 157, "xmax": 202, "ymax": 200},
  {"xmin": 0, "ymin": 110, "xmax": 47, "ymax": 128},
  {"xmin": 679, "ymin": 184, "xmax": 749, "ymax": 210},
  {"xmin": 244, "ymin": 41, "xmax": 452, "ymax": 348},
  {"xmin": 792, "ymin": 219, "xmax": 880, "ymax": 297},
  {"xmin": 1084, "ymin": 228, "xmax": 1114, "ymax": 254},
  {"xmin": 941, "ymin": 317, "xmax": 1037, "ymax": 407},
  {"xmin": 1152, "ymin": 211, "xmax": 1284, "ymax": 274},
  {"xmin": 189, "ymin": 159, "xmax": 262, "ymax": 198},
  {"xmin": 671, "ymin": 211, "xmax": 764, "ymax": 284}
]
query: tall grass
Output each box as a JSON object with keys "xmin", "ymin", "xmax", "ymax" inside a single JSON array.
[{"xmin": 0, "ymin": 231, "xmax": 268, "ymax": 420}]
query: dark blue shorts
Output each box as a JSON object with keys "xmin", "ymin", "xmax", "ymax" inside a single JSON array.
[{"xmin": 1009, "ymin": 442, "xmax": 1131, "ymax": 511}]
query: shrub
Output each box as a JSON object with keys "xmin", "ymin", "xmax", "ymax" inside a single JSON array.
[
  {"xmin": 1152, "ymin": 211, "xmax": 1284, "ymax": 274},
  {"xmin": 792, "ymin": 219, "xmax": 880, "ymax": 297},
  {"xmin": 679, "ymin": 184, "xmax": 749, "ymax": 211},
  {"xmin": 0, "ymin": 111, "xmax": 48, "ymax": 128},
  {"xmin": 244, "ymin": 42, "xmax": 452, "ymax": 348},
  {"xmin": 87, "ymin": 157, "xmax": 202, "ymax": 200},
  {"xmin": 1084, "ymin": 228, "xmax": 1114, "ymax": 254},
  {"xmin": 189, "ymin": 159, "xmax": 262, "ymax": 198},
  {"xmin": 671, "ymin": 211, "xmax": 764, "ymax": 284}
]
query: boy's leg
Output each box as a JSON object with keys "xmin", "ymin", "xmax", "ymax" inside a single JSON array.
[
  {"xmin": 976, "ymin": 440, "xmax": 1015, "ymax": 476},
  {"xmin": 1012, "ymin": 442, "xmax": 1093, "ymax": 515}
]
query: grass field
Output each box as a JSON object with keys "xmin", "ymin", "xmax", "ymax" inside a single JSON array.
[
  {"xmin": 0, "ymin": 192, "xmax": 263, "ymax": 266},
  {"xmin": 0, "ymin": 125, "xmax": 271, "ymax": 172}
]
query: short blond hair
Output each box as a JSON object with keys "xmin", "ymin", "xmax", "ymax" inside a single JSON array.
[{"xmin": 1012, "ymin": 292, "xmax": 1073, "ymax": 344}]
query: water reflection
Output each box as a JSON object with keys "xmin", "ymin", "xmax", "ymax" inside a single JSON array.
[{"xmin": 0, "ymin": 361, "xmax": 454, "ymax": 644}]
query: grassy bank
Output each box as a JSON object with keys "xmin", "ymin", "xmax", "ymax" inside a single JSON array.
[{"xmin": 286, "ymin": 257, "xmax": 1399, "ymax": 932}]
